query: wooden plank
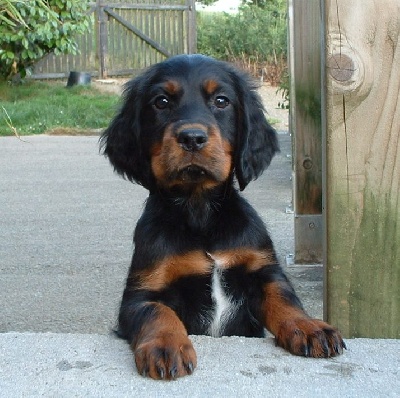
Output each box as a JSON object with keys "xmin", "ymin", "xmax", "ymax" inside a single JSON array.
[
  {"xmin": 97, "ymin": 1, "xmax": 109, "ymax": 78},
  {"xmin": 160, "ymin": 8, "xmax": 166, "ymax": 56},
  {"xmin": 135, "ymin": 9, "xmax": 143, "ymax": 69},
  {"xmin": 150, "ymin": 10, "xmax": 156, "ymax": 64},
  {"xmin": 121, "ymin": 9, "xmax": 128, "ymax": 68},
  {"xmin": 324, "ymin": 0, "xmax": 400, "ymax": 338},
  {"xmin": 289, "ymin": 0, "xmax": 323, "ymax": 263},
  {"xmin": 186, "ymin": 0, "xmax": 196, "ymax": 53},
  {"xmin": 145, "ymin": 10, "xmax": 153, "ymax": 64},
  {"xmin": 165, "ymin": 9, "xmax": 172, "ymax": 54}
]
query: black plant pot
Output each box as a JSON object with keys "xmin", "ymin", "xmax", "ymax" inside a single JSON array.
[{"xmin": 66, "ymin": 71, "xmax": 91, "ymax": 87}]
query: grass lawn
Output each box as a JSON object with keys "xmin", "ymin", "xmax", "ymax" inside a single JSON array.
[{"xmin": 0, "ymin": 80, "xmax": 120, "ymax": 136}]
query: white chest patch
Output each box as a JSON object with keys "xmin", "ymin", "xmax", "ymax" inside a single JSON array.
[{"xmin": 208, "ymin": 255, "xmax": 238, "ymax": 337}]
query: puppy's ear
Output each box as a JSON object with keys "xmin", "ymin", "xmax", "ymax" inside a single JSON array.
[
  {"xmin": 233, "ymin": 74, "xmax": 280, "ymax": 191},
  {"xmin": 100, "ymin": 79, "xmax": 152, "ymax": 189}
]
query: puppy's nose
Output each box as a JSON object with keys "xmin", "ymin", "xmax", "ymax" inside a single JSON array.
[{"xmin": 177, "ymin": 129, "xmax": 208, "ymax": 152}]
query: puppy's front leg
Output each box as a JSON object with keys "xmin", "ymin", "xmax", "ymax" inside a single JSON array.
[
  {"xmin": 263, "ymin": 279, "xmax": 346, "ymax": 358},
  {"xmin": 131, "ymin": 302, "xmax": 197, "ymax": 380}
]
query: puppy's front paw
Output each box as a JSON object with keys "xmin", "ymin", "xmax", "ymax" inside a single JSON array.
[
  {"xmin": 276, "ymin": 318, "xmax": 346, "ymax": 358},
  {"xmin": 134, "ymin": 333, "xmax": 197, "ymax": 380}
]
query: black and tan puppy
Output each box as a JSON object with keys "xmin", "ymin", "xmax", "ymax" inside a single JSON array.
[{"xmin": 101, "ymin": 54, "xmax": 345, "ymax": 380}]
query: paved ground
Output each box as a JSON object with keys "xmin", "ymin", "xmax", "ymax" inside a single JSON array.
[
  {"xmin": 1, "ymin": 133, "xmax": 311, "ymax": 335},
  {"xmin": 1, "ymin": 134, "xmax": 399, "ymax": 396}
]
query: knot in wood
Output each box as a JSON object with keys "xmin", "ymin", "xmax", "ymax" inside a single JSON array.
[
  {"xmin": 328, "ymin": 54, "xmax": 355, "ymax": 82},
  {"xmin": 303, "ymin": 157, "xmax": 313, "ymax": 170}
]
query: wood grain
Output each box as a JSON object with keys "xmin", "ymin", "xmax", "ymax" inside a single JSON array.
[{"xmin": 324, "ymin": 0, "xmax": 400, "ymax": 338}]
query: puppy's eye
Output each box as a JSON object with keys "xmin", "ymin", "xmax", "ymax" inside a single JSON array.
[
  {"xmin": 215, "ymin": 96, "xmax": 230, "ymax": 109},
  {"xmin": 153, "ymin": 95, "xmax": 170, "ymax": 110}
]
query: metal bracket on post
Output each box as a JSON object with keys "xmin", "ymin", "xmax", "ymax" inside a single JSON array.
[{"xmin": 294, "ymin": 214, "xmax": 323, "ymax": 264}]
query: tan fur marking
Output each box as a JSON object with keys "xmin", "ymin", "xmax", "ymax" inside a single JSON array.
[
  {"xmin": 138, "ymin": 251, "xmax": 213, "ymax": 291},
  {"xmin": 164, "ymin": 80, "xmax": 181, "ymax": 95},
  {"xmin": 211, "ymin": 248, "xmax": 276, "ymax": 272},
  {"xmin": 176, "ymin": 123, "xmax": 208, "ymax": 134},
  {"xmin": 133, "ymin": 302, "xmax": 197, "ymax": 379},
  {"xmin": 262, "ymin": 282, "xmax": 345, "ymax": 357},
  {"xmin": 262, "ymin": 282, "xmax": 307, "ymax": 336},
  {"xmin": 203, "ymin": 79, "xmax": 219, "ymax": 95}
]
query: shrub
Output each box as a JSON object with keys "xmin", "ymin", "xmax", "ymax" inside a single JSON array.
[
  {"xmin": 0, "ymin": 0, "xmax": 89, "ymax": 80},
  {"xmin": 197, "ymin": 0, "xmax": 287, "ymax": 85}
]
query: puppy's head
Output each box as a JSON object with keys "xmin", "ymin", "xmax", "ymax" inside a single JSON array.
[{"xmin": 100, "ymin": 55, "xmax": 279, "ymax": 192}]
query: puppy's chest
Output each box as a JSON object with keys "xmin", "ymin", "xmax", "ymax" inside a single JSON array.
[{"xmin": 206, "ymin": 252, "xmax": 242, "ymax": 337}]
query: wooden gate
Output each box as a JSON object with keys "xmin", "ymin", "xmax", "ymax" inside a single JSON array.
[{"xmin": 32, "ymin": 0, "xmax": 196, "ymax": 79}]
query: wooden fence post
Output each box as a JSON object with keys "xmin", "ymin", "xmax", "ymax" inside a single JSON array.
[
  {"xmin": 289, "ymin": 0, "xmax": 323, "ymax": 264},
  {"xmin": 323, "ymin": 0, "xmax": 400, "ymax": 338}
]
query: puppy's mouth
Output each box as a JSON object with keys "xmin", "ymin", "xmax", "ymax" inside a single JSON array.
[{"xmin": 175, "ymin": 165, "xmax": 212, "ymax": 183}]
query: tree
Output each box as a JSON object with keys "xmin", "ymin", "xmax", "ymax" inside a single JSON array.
[{"xmin": 0, "ymin": 0, "xmax": 89, "ymax": 80}]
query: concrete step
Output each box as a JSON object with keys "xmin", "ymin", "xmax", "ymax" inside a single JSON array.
[{"xmin": 1, "ymin": 333, "xmax": 399, "ymax": 397}]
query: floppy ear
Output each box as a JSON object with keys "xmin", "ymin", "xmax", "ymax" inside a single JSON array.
[
  {"xmin": 233, "ymin": 75, "xmax": 280, "ymax": 191},
  {"xmin": 100, "ymin": 79, "xmax": 152, "ymax": 189}
]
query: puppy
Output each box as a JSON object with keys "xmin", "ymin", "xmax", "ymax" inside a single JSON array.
[{"xmin": 101, "ymin": 54, "xmax": 345, "ymax": 380}]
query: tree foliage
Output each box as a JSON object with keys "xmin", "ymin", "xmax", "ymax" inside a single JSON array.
[{"xmin": 0, "ymin": 0, "xmax": 89, "ymax": 80}]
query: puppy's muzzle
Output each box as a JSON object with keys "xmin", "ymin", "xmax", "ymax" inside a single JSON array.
[{"xmin": 177, "ymin": 129, "xmax": 208, "ymax": 152}]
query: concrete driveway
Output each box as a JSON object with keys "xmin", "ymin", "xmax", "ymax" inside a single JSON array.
[{"xmin": 0, "ymin": 133, "xmax": 296, "ymax": 334}]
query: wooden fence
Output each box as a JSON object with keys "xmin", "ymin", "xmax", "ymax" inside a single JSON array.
[{"xmin": 32, "ymin": 0, "xmax": 196, "ymax": 79}]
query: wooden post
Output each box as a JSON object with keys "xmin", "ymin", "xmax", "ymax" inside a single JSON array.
[
  {"xmin": 289, "ymin": 0, "xmax": 323, "ymax": 263},
  {"xmin": 96, "ymin": 0, "xmax": 108, "ymax": 78},
  {"xmin": 186, "ymin": 0, "xmax": 197, "ymax": 54},
  {"xmin": 323, "ymin": 0, "xmax": 400, "ymax": 338}
]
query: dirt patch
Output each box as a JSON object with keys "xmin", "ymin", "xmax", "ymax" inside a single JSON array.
[
  {"xmin": 46, "ymin": 127, "xmax": 103, "ymax": 136},
  {"xmin": 92, "ymin": 78, "xmax": 289, "ymax": 131},
  {"xmin": 92, "ymin": 79, "xmax": 128, "ymax": 95}
]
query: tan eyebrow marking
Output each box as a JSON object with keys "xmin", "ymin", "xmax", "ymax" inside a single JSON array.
[
  {"xmin": 203, "ymin": 79, "xmax": 220, "ymax": 95},
  {"xmin": 163, "ymin": 80, "xmax": 181, "ymax": 95}
]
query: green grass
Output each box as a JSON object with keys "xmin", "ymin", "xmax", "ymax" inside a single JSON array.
[{"xmin": 0, "ymin": 81, "xmax": 120, "ymax": 136}]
